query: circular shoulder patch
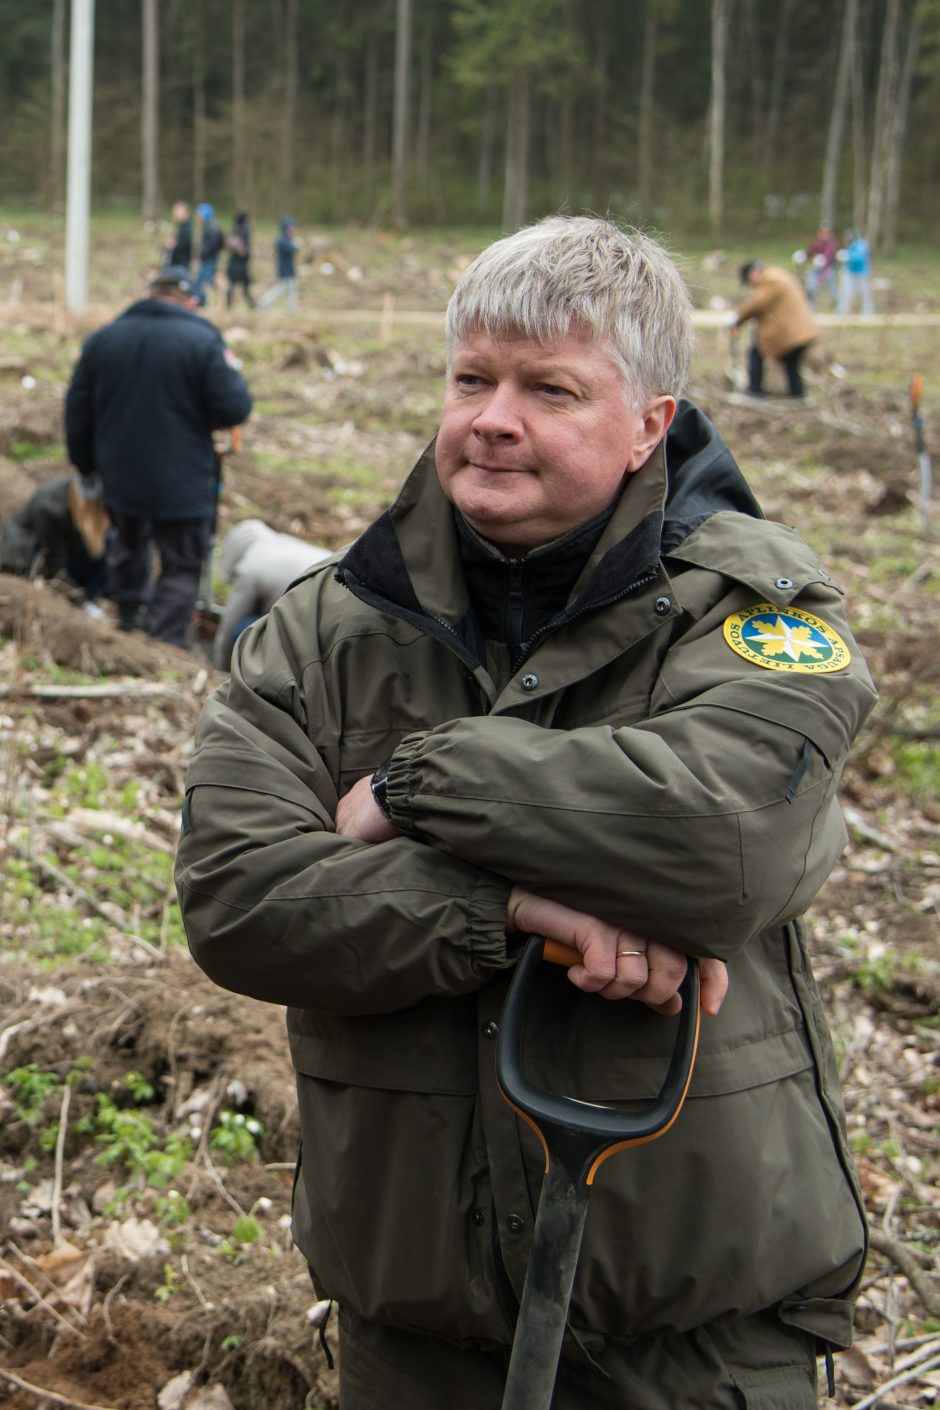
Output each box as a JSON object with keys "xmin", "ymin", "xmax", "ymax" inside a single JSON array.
[{"xmin": 723, "ymin": 603, "xmax": 851, "ymax": 673}]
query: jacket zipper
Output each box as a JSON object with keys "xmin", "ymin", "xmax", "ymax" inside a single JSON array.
[{"xmin": 510, "ymin": 568, "xmax": 661, "ymax": 675}]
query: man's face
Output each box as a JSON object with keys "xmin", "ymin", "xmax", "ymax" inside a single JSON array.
[{"xmin": 435, "ymin": 329, "xmax": 673, "ymax": 552}]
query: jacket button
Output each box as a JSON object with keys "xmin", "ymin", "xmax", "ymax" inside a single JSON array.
[
  {"xmin": 506, "ymin": 1215, "xmax": 525, "ymax": 1233},
  {"xmin": 482, "ymin": 1021, "xmax": 499, "ymax": 1040},
  {"xmin": 775, "ymin": 577, "xmax": 795, "ymax": 589},
  {"xmin": 520, "ymin": 673, "xmax": 539, "ymax": 691},
  {"xmin": 472, "ymin": 1209, "xmax": 486, "ymax": 1227},
  {"xmin": 654, "ymin": 596, "xmax": 672, "ymax": 615}
]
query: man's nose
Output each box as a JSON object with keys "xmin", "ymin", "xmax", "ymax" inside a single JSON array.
[{"xmin": 472, "ymin": 383, "xmax": 523, "ymax": 439}]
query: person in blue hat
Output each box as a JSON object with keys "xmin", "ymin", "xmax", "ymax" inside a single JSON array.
[
  {"xmin": 194, "ymin": 203, "xmax": 226, "ymax": 308},
  {"xmin": 257, "ymin": 218, "xmax": 300, "ymax": 313}
]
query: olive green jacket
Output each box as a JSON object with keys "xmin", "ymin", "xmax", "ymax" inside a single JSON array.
[{"xmin": 176, "ymin": 403, "xmax": 877, "ymax": 1356}]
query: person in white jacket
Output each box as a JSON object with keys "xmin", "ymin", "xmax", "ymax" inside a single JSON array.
[{"xmin": 213, "ymin": 518, "xmax": 331, "ymax": 670}]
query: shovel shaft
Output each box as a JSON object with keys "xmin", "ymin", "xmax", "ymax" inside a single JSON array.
[{"xmin": 501, "ymin": 1159, "xmax": 589, "ymax": 1410}]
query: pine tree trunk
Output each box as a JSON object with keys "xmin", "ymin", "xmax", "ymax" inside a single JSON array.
[
  {"xmin": 392, "ymin": 0, "xmax": 412, "ymax": 228},
  {"xmin": 866, "ymin": 0, "xmax": 901, "ymax": 248},
  {"xmin": 477, "ymin": 93, "xmax": 496, "ymax": 220},
  {"xmin": 141, "ymin": 0, "xmax": 159, "ymax": 221},
  {"xmin": 708, "ymin": 0, "xmax": 730, "ymax": 234},
  {"xmin": 743, "ymin": 0, "xmax": 764, "ymax": 166},
  {"xmin": 884, "ymin": 0, "xmax": 922, "ymax": 254},
  {"xmin": 362, "ymin": 25, "xmax": 378, "ymax": 219},
  {"xmin": 820, "ymin": 0, "xmax": 857, "ymax": 226},
  {"xmin": 280, "ymin": 0, "xmax": 298, "ymax": 213},
  {"xmin": 636, "ymin": 0, "xmax": 659, "ymax": 214},
  {"xmin": 850, "ymin": 6, "xmax": 867, "ymax": 230},
  {"xmin": 591, "ymin": 0, "xmax": 610, "ymax": 210},
  {"xmin": 192, "ymin": 1, "xmax": 206, "ymax": 204},
  {"xmin": 763, "ymin": 0, "xmax": 793, "ymax": 173},
  {"xmin": 49, "ymin": 0, "xmax": 66, "ymax": 212},
  {"xmin": 232, "ymin": 0, "xmax": 246, "ymax": 205},
  {"xmin": 415, "ymin": 9, "xmax": 433, "ymax": 193},
  {"xmin": 502, "ymin": 68, "xmax": 530, "ymax": 233}
]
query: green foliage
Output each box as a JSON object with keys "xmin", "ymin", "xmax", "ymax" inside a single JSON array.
[
  {"xmin": 890, "ymin": 741, "xmax": 940, "ymax": 800},
  {"xmin": 153, "ymin": 1262, "xmax": 181, "ymax": 1302},
  {"xmin": 154, "ymin": 1190, "xmax": 191, "ymax": 1227},
  {"xmin": 3, "ymin": 1063, "xmax": 60, "ymax": 1123},
  {"xmin": 79, "ymin": 1093, "xmax": 191, "ymax": 1189},
  {"xmin": 852, "ymin": 946, "xmax": 925, "ymax": 996},
  {"xmin": 209, "ymin": 1110, "xmax": 264, "ymax": 1165},
  {"xmin": 9, "ymin": 439, "xmax": 47, "ymax": 462},
  {"xmin": 123, "ymin": 1071, "xmax": 156, "ymax": 1103}
]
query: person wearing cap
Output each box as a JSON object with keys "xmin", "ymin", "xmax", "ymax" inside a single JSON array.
[
  {"xmin": 257, "ymin": 217, "xmax": 300, "ymax": 313},
  {"xmin": 730, "ymin": 259, "xmax": 819, "ymax": 398},
  {"xmin": 194, "ymin": 202, "xmax": 226, "ymax": 308},
  {"xmin": 64, "ymin": 267, "xmax": 252, "ymax": 645}
]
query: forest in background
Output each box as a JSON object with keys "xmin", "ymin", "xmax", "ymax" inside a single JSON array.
[{"xmin": 1, "ymin": 0, "xmax": 938, "ymax": 246}]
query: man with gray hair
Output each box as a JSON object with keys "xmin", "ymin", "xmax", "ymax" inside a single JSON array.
[{"xmin": 177, "ymin": 216, "xmax": 875, "ymax": 1407}]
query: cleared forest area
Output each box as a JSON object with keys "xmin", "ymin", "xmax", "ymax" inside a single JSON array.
[{"xmin": 0, "ymin": 214, "xmax": 937, "ymax": 1408}]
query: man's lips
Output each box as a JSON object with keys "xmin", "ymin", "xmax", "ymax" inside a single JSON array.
[{"xmin": 463, "ymin": 458, "xmax": 531, "ymax": 474}]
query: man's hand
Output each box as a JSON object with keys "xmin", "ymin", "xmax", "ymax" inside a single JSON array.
[
  {"xmin": 335, "ymin": 773, "xmax": 401, "ymax": 844},
  {"xmin": 507, "ymin": 887, "xmax": 728, "ymax": 1017}
]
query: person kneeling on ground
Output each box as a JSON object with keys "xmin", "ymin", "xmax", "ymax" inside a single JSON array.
[
  {"xmin": 731, "ymin": 258, "xmax": 819, "ymax": 398},
  {"xmin": 213, "ymin": 518, "xmax": 331, "ymax": 670},
  {"xmin": 0, "ymin": 473, "xmax": 109, "ymax": 608},
  {"xmin": 177, "ymin": 216, "xmax": 876, "ymax": 1410}
]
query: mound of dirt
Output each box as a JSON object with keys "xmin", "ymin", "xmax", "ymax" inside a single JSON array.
[{"xmin": 0, "ymin": 950, "xmax": 338, "ymax": 1410}]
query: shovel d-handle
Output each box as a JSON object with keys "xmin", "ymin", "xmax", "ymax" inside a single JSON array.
[{"xmin": 496, "ymin": 936, "xmax": 700, "ymax": 1410}]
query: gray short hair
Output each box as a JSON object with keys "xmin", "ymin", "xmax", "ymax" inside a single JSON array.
[{"xmin": 445, "ymin": 216, "xmax": 694, "ymax": 408}]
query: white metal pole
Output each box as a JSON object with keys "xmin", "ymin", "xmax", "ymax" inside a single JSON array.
[{"xmin": 65, "ymin": 0, "xmax": 95, "ymax": 315}]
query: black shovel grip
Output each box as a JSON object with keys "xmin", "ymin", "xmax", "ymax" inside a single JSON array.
[{"xmin": 496, "ymin": 936, "xmax": 700, "ymax": 1176}]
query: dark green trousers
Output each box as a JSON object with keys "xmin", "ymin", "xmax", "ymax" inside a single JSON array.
[{"xmin": 337, "ymin": 1304, "xmax": 819, "ymax": 1409}]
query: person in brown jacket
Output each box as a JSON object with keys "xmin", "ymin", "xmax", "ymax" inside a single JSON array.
[{"xmin": 731, "ymin": 259, "xmax": 819, "ymax": 398}]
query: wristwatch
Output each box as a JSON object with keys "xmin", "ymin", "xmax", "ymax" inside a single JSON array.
[{"xmin": 370, "ymin": 760, "xmax": 394, "ymax": 822}]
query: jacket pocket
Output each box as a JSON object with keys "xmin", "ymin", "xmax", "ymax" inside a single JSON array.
[{"xmin": 700, "ymin": 1308, "xmax": 819, "ymax": 1410}]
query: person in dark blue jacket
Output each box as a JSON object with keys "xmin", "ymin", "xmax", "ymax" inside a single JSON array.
[
  {"xmin": 194, "ymin": 203, "xmax": 226, "ymax": 308},
  {"xmin": 64, "ymin": 266, "xmax": 252, "ymax": 645},
  {"xmin": 257, "ymin": 218, "xmax": 299, "ymax": 313}
]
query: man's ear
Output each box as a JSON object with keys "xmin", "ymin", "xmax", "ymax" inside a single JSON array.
[{"xmin": 625, "ymin": 395, "xmax": 677, "ymax": 472}]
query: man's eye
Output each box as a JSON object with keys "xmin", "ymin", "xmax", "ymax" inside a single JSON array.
[
  {"xmin": 537, "ymin": 383, "xmax": 570, "ymax": 398},
  {"xmin": 455, "ymin": 373, "xmax": 485, "ymax": 388}
]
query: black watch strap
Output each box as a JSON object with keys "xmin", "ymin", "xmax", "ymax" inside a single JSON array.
[{"xmin": 370, "ymin": 760, "xmax": 394, "ymax": 821}]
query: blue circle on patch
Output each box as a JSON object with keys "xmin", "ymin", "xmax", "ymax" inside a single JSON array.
[{"xmin": 723, "ymin": 604, "xmax": 851, "ymax": 673}]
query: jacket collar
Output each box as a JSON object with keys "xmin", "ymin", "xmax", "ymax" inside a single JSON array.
[{"xmin": 336, "ymin": 399, "xmax": 761, "ymax": 652}]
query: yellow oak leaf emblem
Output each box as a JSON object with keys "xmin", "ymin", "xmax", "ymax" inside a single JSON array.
[{"xmin": 748, "ymin": 617, "xmax": 825, "ymax": 661}]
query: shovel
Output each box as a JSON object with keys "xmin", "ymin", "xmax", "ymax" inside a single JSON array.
[
  {"xmin": 496, "ymin": 937, "xmax": 700, "ymax": 1410},
  {"xmin": 910, "ymin": 374, "xmax": 935, "ymax": 538}
]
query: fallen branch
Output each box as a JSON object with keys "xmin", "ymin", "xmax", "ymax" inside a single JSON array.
[
  {"xmin": 0, "ymin": 1255, "xmax": 85, "ymax": 1338},
  {"xmin": 0, "ymin": 1368, "xmax": 116, "ymax": 1410},
  {"xmin": 847, "ymin": 1351, "xmax": 940, "ymax": 1410},
  {"xmin": 51, "ymin": 1081, "xmax": 73, "ymax": 1247},
  {"xmin": 0, "ymin": 681, "xmax": 186, "ymax": 701},
  {"xmin": 843, "ymin": 807, "xmax": 899, "ymax": 853},
  {"xmin": 868, "ymin": 1228, "xmax": 940, "ymax": 1318}
]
